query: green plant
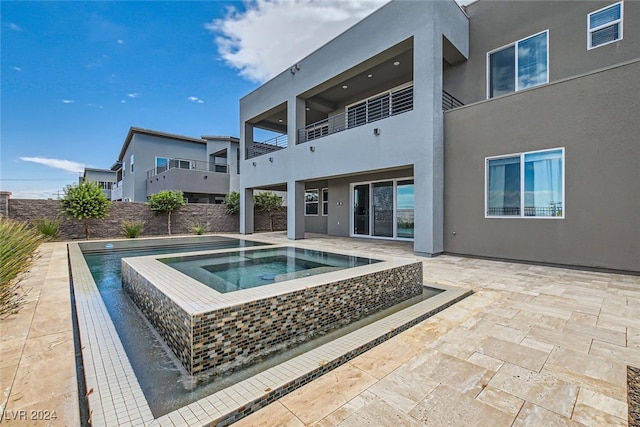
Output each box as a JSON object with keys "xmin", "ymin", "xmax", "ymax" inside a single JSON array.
[
  {"xmin": 254, "ymin": 191, "xmax": 283, "ymax": 231},
  {"xmin": 0, "ymin": 219, "xmax": 43, "ymax": 319},
  {"xmin": 189, "ymin": 221, "xmax": 207, "ymax": 235},
  {"xmin": 59, "ymin": 181, "xmax": 111, "ymax": 239},
  {"xmin": 224, "ymin": 191, "xmax": 240, "ymax": 215},
  {"xmin": 147, "ymin": 190, "xmax": 186, "ymax": 236},
  {"xmin": 33, "ymin": 218, "xmax": 61, "ymax": 240},
  {"xmin": 122, "ymin": 220, "xmax": 145, "ymax": 238}
]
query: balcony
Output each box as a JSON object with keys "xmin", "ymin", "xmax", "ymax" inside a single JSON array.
[
  {"xmin": 146, "ymin": 158, "xmax": 230, "ymax": 198},
  {"xmin": 246, "ymin": 134, "xmax": 288, "ymax": 160},
  {"xmin": 146, "ymin": 158, "xmax": 228, "ymax": 179},
  {"xmin": 111, "ymin": 182, "xmax": 123, "ymax": 201}
]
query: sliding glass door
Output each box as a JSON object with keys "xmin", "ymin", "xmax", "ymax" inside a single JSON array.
[{"xmin": 352, "ymin": 178, "xmax": 414, "ymax": 240}]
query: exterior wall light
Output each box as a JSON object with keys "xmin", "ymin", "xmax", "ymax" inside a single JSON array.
[
  {"xmin": 269, "ymin": 157, "xmax": 274, "ymax": 162},
  {"xmin": 203, "ymin": 175, "xmax": 208, "ymax": 179},
  {"xmin": 252, "ymin": 162, "xmax": 257, "ymax": 166},
  {"xmin": 310, "ymin": 146, "xmax": 316, "ymax": 152},
  {"xmin": 373, "ymin": 128, "xmax": 381, "ymax": 135}
]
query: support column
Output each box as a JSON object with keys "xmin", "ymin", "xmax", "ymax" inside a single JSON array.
[
  {"xmin": 240, "ymin": 188, "xmax": 254, "ymax": 234},
  {"xmin": 0, "ymin": 191, "xmax": 10, "ymax": 219},
  {"xmin": 287, "ymin": 180, "xmax": 305, "ymax": 240}
]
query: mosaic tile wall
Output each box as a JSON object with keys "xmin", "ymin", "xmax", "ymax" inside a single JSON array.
[
  {"xmin": 121, "ymin": 262, "xmax": 193, "ymax": 369},
  {"xmin": 122, "ymin": 260, "xmax": 422, "ymax": 375}
]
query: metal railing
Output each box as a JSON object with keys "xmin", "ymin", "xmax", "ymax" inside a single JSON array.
[
  {"xmin": 246, "ymin": 134, "xmax": 288, "ymax": 160},
  {"xmin": 487, "ymin": 206, "xmax": 563, "ymax": 217},
  {"xmin": 146, "ymin": 158, "xmax": 229, "ymax": 178},
  {"xmin": 298, "ymin": 85, "xmax": 414, "ymax": 144},
  {"xmin": 442, "ymin": 90, "xmax": 464, "ymax": 111}
]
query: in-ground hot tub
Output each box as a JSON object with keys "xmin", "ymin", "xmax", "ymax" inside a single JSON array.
[{"xmin": 121, "ymin": 244, "xmax": 423, "ymax": 375}]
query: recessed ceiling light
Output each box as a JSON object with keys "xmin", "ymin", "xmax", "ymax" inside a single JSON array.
[
  {"xmin": 305, "ymin": 107, "xmax": 310, "ymax": 111},
  {"xmin": 367, "ymin": 74, "xmax": 373, "ymax": 78},
  {"xmin": 278, "ymin": 119, "xmax": 283, "ymax": 122},
  {"xmin": 342, "ymin": 85, "xmax": 348, "ymax": 89},
  {"xmin": 393, "ymin": 61, "xmax": 400, "ymax": 66}
]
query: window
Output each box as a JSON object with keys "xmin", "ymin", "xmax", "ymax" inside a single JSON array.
[
  {"xmin": 156, "ymin": 157, "xmax": 169, "ymax": 173},
  {"xmin": 322, "ymin": 188, "xmax": 328, "ymax": 216},
  {"xmin": 588, "ymin": 2, "xmax": 623, "ymax": 49},
  {"xmin": 122, "ymin": 161, "xmax": 126, "ymax": 177},
  {"xmin": 488, "ymin": 31, "xmax": 548, "ymax": 98},
  {"xmin": 486, "ymin": 148, "xmax": 564, "ymax": 218},
  {"xmin": 130, "ymin": 154, "xmax": 134, "ymax": 173},
  {"xmin": 305, "ymin": 189, "xmax": 319, "ymax": 215}
]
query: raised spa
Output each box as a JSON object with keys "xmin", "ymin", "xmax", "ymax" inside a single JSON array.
[
  {"xmin": 159, "ymin": 247, "xmax": 381, "ymax": 293},
  {"xmin": 121, "ymin": 245, "xmax": 423, "ymax": 375}
]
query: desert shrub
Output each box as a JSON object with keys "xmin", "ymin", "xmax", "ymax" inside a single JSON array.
[
  {"xmin": 33, "ymin": 218, "xmax": 61, "ymax": 240},
  {"xmin": 122, "ymin": 220, "xmax": 145, "ymax": 238},
  {"xmin": 59, "ymin": 181, "xmax": 111, "ymax": 239},
  {"xmin": 189, "ymin": 221, "xmax": 207, "ymax": 235},
  {"xmin": 224, "ymin": 191, "xmax": 240, "ymax": 215},
  {"xmin": 0, "ymin": 219, "xmax": 43, "ymax": 319},
  {"xmin": 147, "ymin": 190, "xmax": 186, "ymax": 236}
]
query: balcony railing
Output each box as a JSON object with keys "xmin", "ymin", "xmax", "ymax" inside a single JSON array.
[
  {"xmin": 298, "ymin": 85, "xmax": 414, "ymax": 144},
  {"xmin": 246, "ymin": 134, "xmax": 288, "ymax": 160},
  {"xmin": 146, "ymin": 159, "xmax": 229, "ymax": 178},
  {"xmin": 442, "ymin": 90, "xmax": 464, "ymax": 111}
]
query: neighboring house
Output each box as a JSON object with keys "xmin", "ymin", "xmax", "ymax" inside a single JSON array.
[
  {"xmin": 111, "ymin": 127, "xmax": 240, "ymax": 203},
  {"xmin": 239, "ymin": 0, "xmax": 639, "ymax": 272},
  {"xmin": 81, "ymin": 168, "xmax": 117, "ymax": 199}
]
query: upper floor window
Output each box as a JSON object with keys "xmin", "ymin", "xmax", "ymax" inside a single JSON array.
[
  {"xmin": 588, "ymin": 2, "xmax": 623, "ymax": 49},
  {"xmin": 486, "ymin": 148, "xmax": 564, "ymax": 218},
  {"xmin": 156, "ymin": 157, "xmax": 169, "ymax": 174},
  {"xmin": 488, "ymin": 31, "xmax": 548, "ymax": 98},
  {"xmin": 123, "ymin": 161, "xmax": 126, "ymax": 177},
  {"xmin": 130, "ymin": 154, "xmax": 134, "ymax": 173},
  {"xmin": 305, "ymin": 189, "xmax": 319, "ymax": 216}
]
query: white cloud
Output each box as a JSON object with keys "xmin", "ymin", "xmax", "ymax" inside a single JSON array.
[
  {"xmin": 13, "ymin": 66, "xmax": 22, "ymax": 72},
  {"xmin": 117, "ymin": 39, "xmax": 125, "ymax": 44},
  {"xmin": 62, "ymin": 99, "xmax": 75, "ymax": 104},
  {"xmin": 7, "ymin": 23, "xmax": 22, "ymax": 32},
  {"xmin": 121, "ymin": 99, "xmax": 126, "ymax": 103},
  {"xmin": 188, "ymin": 96, "xmax": 205, "ymax": 104},
  {"xmin": 207, "ymin": 0, "xmax": 389, "ymax": 83},
  {"xmin": 128, "ymin": 92, "xmax": 139, "ymax": 98},
  {"xmin": 88, "ymin": 103, "xmax": 104, "ymax": 109},
  {"xmin": 20, "ymin": 157, "xmax": 86, "ymax": 173}
]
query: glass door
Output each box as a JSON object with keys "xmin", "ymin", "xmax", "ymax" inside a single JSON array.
[
  {"xmin": 372, "ymin": 181, "xmax": 393, "ymax": 237},
  {"xmin": 353, "ymin": 184, "xmax": 369, "ymax": 235},
  {"xmin": 396, "ymin": 180, "xmax": 414, "ymax": 239}
]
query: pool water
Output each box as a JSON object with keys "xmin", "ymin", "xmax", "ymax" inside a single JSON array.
[
  {"xmin": 161, "ymin": 247, "xmax": 380, "ymax": 293},
  {"xmin": 80, "ymin": 237, "xmax": 439, "ymax": 417}
]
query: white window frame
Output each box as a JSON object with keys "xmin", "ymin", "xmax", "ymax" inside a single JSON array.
[
  {"xmin": 130, "ymin": 154, "xmax": 134, "ymax": 173},
  {"xmin": 486, "ymin": 30, "xmax": 550, "ymax": 99},
  {"xmin": 485, "ymin": 147, "xmax": 565, "ymax": 219},
  {"xmin": 587, "ymin": 2, "xmax": 623, "ymax": 50},
  {"xmin": 322, "ymin": 188, "xmax": 328, "ymax": 216},
  {"xmin": 305, "ymin": 189, "xmax": 319, "ymax": 216}
]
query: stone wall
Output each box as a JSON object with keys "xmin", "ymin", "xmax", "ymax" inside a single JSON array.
[{"xmin": 7, "ymin": 198, "xmax": 286, "ymax": 240}]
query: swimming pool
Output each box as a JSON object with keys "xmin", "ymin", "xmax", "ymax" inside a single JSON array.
[
  {"xmin": 122, "ymin": 244, "xmax": 423, "ymax": 375},
  {"xmin": 161, "ymin": 247, "xmax": 381, "ymax": 293}
]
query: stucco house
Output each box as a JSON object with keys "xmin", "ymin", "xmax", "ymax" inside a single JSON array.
[
  {"xmin": 100, "ymin": 127, "xmax": 240, "ymax": 203},
  {"xmin": 238, "ymin": 0, "xmax": 639, "ymax": 272}
]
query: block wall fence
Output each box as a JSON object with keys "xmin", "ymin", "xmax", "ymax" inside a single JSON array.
[{"xmin": 3, "ymin": 193, "xmax": 286, "ymax": 240}]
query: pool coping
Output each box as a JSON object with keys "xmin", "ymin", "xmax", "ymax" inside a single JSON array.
[
  {"xmin": 68, "ymin": 235, "xmax": 471, "ymax": 427},
  {"xmin": 122, "ymin": 244, "xmax": 420, "ymax": 314}
]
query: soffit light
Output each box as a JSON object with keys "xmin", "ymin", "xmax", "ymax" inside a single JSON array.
[
  {"xmin": 342, "ymin": 85, "xmax": 348, "ymax": 89},
  {"xmin": 393, "ymin": 61, "xmax": 400, "ymax": 66}
]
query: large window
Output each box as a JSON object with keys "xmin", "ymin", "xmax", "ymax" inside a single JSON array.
[
  {"xmin": 156, "ymin": 157, "xmax": 169, "ymax": 173},
  {"xmin": 488, "ymin": 31, "xmax": 548, "ymax": 98},
  {"xmin": 130, "ymin": 154, "xmax": 134, "ymax": 173},
  {"xmin": 486, "ymin": 148, "xmax": 564, "ymax": 218},
  {"xmin": 588, "ymin": 2, "xmax": 623, "ymax": 49},
  {"xmin": 305, "ymin": 189, "xmax": 319, "ymax": 215}
]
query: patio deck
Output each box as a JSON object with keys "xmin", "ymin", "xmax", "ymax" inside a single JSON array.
[{"xmin": 1, "ymin": 233, "xmax": 638, "ymax": 426}]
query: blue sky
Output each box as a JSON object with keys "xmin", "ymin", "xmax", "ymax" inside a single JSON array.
[{"xmin": 1, "ymin": 0, "xmax": 467, "ymax": 199}]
